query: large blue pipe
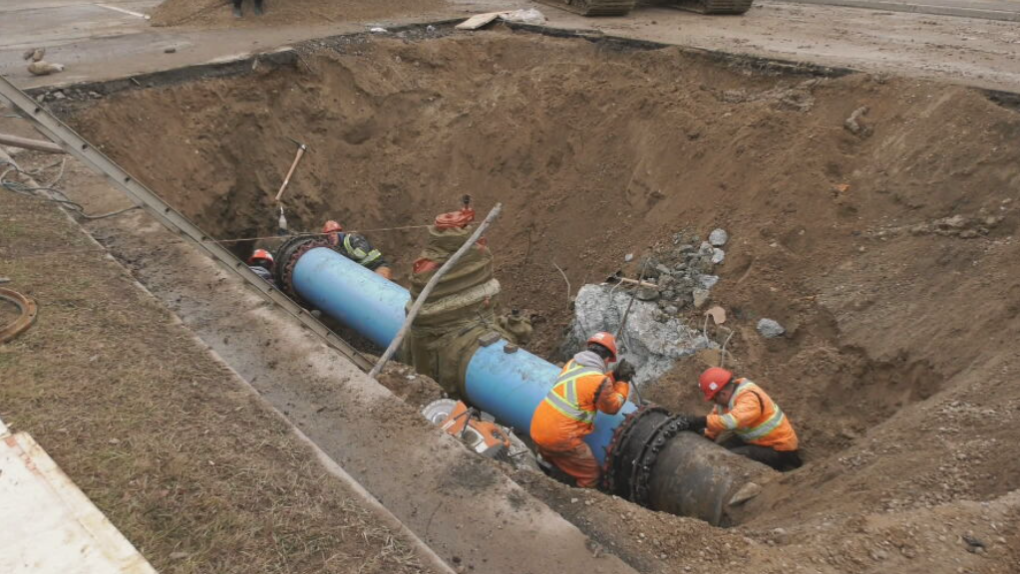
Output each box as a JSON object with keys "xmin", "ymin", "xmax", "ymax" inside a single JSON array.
[
  {"xmin": 291, "ymin": 247, "xmax": 636, "ymax": 463},
  {"xmin": 292, "ymin": 247, "xmax": 410, "ymax": 348}
]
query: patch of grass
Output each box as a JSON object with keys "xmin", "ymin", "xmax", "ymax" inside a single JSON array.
[{"xmin": 0, "ymin": 174, "xmax": 429, "ymax": 573}]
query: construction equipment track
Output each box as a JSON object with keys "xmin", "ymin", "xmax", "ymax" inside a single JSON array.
[
  {"xmin": 675, "ymin": 0, "xmax": 755, "ymax": 15},
  {"xmin": 536, "ymin": 0, "xmax": 638, "ymax": 17}
]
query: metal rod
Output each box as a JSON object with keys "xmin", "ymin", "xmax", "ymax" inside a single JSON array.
[
  {"xmin": 0, "ymin": 131, "xmax": 65, "ymax": 154},
  {"xmin": 616, "ymin": 256, "xmax": 651, "ymax": 406},
  {"xmin": 368, "ymin": 203, "xmax": 502, "ymax": 378}
]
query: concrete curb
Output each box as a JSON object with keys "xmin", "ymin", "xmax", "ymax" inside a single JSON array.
[{"xmin": 776, "ymin": 0, "xmax": 1020, "ymax": 22}]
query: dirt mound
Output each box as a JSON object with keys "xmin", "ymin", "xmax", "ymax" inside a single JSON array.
[
  {"xmin": 65, "ymin": 29, "xmax": 1020, "ymax": 570},
  {"xmin": 149, "ymin": 0, "xmax": 447, "ymax": 28}
]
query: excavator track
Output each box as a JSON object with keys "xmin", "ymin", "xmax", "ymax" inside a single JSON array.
[
  {"xmin": 671, "ymin": 0, "xmax": 755, "ymax": 15},
  {"xmin": 536, "ymin": 0, "xmax": 638, "ymax": 17}
]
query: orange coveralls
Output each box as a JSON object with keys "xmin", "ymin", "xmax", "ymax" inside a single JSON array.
[
  {"xmin": 705, "ymin": 378, "xmax": 798, "ymax": 451},
  {"xmin": 530, "ymin": 352, "xmax": 630, "ymax": 488}
]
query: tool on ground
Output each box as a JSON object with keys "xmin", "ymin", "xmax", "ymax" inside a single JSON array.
[
  {"xmin": 274, "ymin": 137, "xmax": 308, "ymax": 202},
  {"xmin": 605, "ymin": 271, "xmax": 659, "ymax": 290},
  {"xmin": 423, "ymin": 399, "xmax": 512, "ymax": 458},
  {"xmin": 0, "ymin": 288, "xmax": 38, "ymax": 344},
  {"xmin": 614, "ymin": 257, "xmax": 651, "ymax": 406}
]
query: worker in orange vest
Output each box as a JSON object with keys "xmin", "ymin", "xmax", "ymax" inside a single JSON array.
[
  {"xmin": 530, "ymin": 332, "xmax": 635, "ymax": 488},
  {"xmin": 687, "ymin": 367, "xmax": 802, "ymax": 471}
]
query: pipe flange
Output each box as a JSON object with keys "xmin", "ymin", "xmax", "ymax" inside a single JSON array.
[
  {"xmin": 600, "ymin": 405, "xmax": 667, "ymax": 494},
  {"xmin": 275, "ymin": 235, "xmax": 329, "ymax": 301},
  {"xmin": 631, "ymin": 414, "xmax": 694, "ymax": 506},
  {"xmin": 0, "ymin": 288, "xmax": 37, "ymax": 344}
]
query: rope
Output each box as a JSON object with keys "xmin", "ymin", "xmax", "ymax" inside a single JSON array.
[
  {"xmin": 1, "ymin": 160, "xmax": 138, "ymax": 220},
  {"xmin": 213, "ymin": 224, "xmax": 434, "ymax": 244}
]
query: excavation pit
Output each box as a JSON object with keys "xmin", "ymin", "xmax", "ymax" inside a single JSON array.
[{"xmin": 48, "ymin": 23, "xmax": 1020, "ymax": 559}]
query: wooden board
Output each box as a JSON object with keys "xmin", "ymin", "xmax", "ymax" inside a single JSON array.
[{"xmin": 0, "ymin": 430, "xmax": 158, "ymax": 573}]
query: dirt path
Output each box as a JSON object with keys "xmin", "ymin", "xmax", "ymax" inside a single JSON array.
[
  {"xmin": 0, "ymin": 150, "xmax": 437, "ymax": 573},
  {"xmin": 3, "ymin": 0, "xmax": 1020, "ymax": 92}
]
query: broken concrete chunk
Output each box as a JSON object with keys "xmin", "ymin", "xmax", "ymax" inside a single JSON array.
[
  {"xmin": 563, "ymin": 284, "xmax": 711, "ymax": 385},
  {"xmin": 729, "ymin": 481, "xmax": 762, "ymax": 506},
  {"xmin": 711, "ymin": 248, "xmax": 725, "ymax": 265},
  {"xmin": 709, "ymin": 228, "xmax": 729, "ymax": 246},
  {"xmin": 699, "ymin": 275, "xmax": 719, "ymax": 289},
  {"xmin": 757, "ymin": 318, "xmax": 785, "ymax": 338},
  {"xmin": 692, "ymin": 288, "xmax": 710, "ymax": 309}
]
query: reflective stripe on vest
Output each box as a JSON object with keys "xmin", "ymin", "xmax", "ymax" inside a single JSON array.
[
  {"xmin": 730, "ymin": 380, "xmax": 787, "ymax": 441},
  {"xmin": 542, "ymin": 361, "xmax": 604, "ymax": 425},
  {"xmin": 343, "ymin": 234, "xmax": 381, "ymax": 266}
]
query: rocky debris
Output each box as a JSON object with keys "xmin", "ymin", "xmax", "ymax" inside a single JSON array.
[
  {"xmin": 562, "ymin": 284, "xmax": 711, "ymax": 385},
  {"xmin": 709, "ymin": 228, "xmax": 729, "ymax": 247},
  {"xmin": 720, "ymin": 79, "xmax": 819, "ymax": 112},
  {"xmin": 757, "ymin": 318, "xmax": 785, "ymax": 338},
  {"xmin": 844, "ymin": 105, "xmax": 872, "ymax": 136},
  {"xmin": 910, "ymin": 213, "xmax": 1004, "ymax": 239},
  {"xmin": 711, "ymin": 248, "xmax": 725, "ymax": 265}
]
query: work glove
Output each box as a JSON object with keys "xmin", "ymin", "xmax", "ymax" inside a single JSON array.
[
  {"xmin": 686, "ymin": 415, "xmax": 708, "ymax": 433},
  {"xmin": 612, "ymin": 359, "xmax": 637, "ymax": 383}
]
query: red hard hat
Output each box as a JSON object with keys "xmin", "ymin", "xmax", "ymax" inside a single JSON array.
[
  {"xmin": 699, "ymin": 367, "xmax": 733, "ymax": 401},
  {"xmin": 322, "ymin": 220, "xmax": 343, "ymax": 234},
  {"xmin": 248, "ymin": 248, "xmax": 274, "ymax": 265},
  {"xmin": 586, "ymin": 331, "xmax": 618, "ymax": 362}
]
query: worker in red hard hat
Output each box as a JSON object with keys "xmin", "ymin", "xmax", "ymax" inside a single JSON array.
[
  {"xmin": 686, "ymin": 367, "xmax": 802, "ymax": 471},
  {"xmin": 321, "ymin": 220, "xmax": 394, "ymax": 280},
  {"xmin": 247, "ymin": 248, "xmax": 276, "ymax": 287},
  {"xmin": 530, "ymin": 331, "xmax": 636, "ymax": 488}
]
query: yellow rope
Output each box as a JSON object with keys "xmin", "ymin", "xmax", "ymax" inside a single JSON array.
[{"xmin": 212, "ymin": 224, "xmax": 435, "ymax": 244}]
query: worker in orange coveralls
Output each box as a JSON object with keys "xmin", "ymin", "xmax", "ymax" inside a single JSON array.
[
  {"xmin": 687, "ymin": 367, "xmax": 802, "ymax": 471},
  {"xmin": 531, "ymin": 332, "xmax": 635, "ymax": 488}
]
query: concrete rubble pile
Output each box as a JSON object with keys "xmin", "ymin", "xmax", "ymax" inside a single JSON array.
[{"xmin": 562, "ymin": 229, "xmax": 730, "ymax": 385}]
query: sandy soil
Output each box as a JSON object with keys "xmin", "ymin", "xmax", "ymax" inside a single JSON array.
[
  {"xmin": 150, "ymin": 0, "xmax": 448, "ymax": 27},
  {"xmin": 0, "ymin": 161, "xmax": 433, "ymax": 572},
  {"xmin": 37, "ymin": 29, "xmax": 1020, "ymax": 572}
]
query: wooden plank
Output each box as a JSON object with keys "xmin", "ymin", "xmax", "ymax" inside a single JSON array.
[
  {"xmin": 0, "ymin": 432, "xmax": 158, "ymax": 573},
  {"xmin": 455, "ymin": 11, "xmax": 511, "ymax": 30}
]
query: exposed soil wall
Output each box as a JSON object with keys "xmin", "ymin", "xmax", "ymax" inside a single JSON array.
[{"xmin": 63, "ymin": 28, "xmax": 1020, "ymax": 570}]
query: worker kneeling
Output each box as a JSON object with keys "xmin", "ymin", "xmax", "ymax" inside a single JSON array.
[
  {"xmin": 530, "ymin": 332, "xmax": 634, "ymax": 488},
  {"xmin": 688, "ymin": 367, "xmax": 802, "ymax": 472}
]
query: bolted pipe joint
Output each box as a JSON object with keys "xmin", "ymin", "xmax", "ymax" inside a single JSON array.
[{"xmin": 603, "ymin": 406, "xmax": 774, "ymax": 526}]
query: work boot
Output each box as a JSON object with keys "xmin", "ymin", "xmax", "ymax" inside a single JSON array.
[
  {"xmin": 253, "ymin": 0, "xmax": 264, "ymax": 15},
  {"xmin": 232, "ymin": 0, "xmax": 242, "ymax": 17}
]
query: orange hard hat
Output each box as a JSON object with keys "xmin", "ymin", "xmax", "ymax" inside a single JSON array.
[
  {"xmin": 248, "ymin": 248, "xmax": 274, "ymax": 265},
  {"xmin": 322, "ymin": 220, "xmax": 343, "ymax": 234},
  {"xmin": 699, "ymin": 367, "xmax": 733, "ymax": 401},
  {"xmin": 586, "ymin": 331, "xmax": 618, "ymax": 362}
]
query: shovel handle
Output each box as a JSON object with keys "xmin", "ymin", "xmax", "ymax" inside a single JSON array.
[{"xmin": 274, "ymin": 146, "xmax": 306, "ymax": 202}]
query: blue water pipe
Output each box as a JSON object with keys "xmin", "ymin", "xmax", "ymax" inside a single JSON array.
[
  {"xmin": 291, "ymin": 246, "xmax": 636, "ymax": 463},
  {"xmin": 292, "ymin": 247, "xmax": 410, "ymax": 348}
]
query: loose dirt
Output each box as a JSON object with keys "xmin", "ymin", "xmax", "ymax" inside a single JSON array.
[
  {"xmin": 0, "ymin": 163, "xmax": 432, "ymax": 573},
  {"xmin": 149, "ymin": 0, "xmax": 448, "ymax": 28},
  {"xmin": 56, "ymin": 28, "xmax": 1020, "ymax": 571}
]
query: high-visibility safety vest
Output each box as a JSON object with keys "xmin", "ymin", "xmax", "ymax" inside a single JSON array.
[
  {"xmin": 541, "ymin": 360, "xmax": 605, "ymax": 426},
  {"xmin": 711, "ymin": 378, "xmax": 798, "ymax": 450},
  {"xmin": 342, "ymin": 234, "xmax": 381, "ymax": 267}
]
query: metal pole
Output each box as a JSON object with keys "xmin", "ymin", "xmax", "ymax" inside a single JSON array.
[{"xmin": 368, "ymin": 203, "xmax": 502, "ymax": 378}]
